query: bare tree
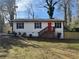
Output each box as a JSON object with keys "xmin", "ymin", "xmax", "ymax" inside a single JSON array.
[
  {"xmin": 67, "ymin": 0, "xmax": 72, "ymax": 23},
  {"xmin": 59, "ymin": 0, "xmax": 73, "ymax": 26},
  {"xmin": 27, "ymin": 3, "xmax": 35, "ymax": 19},
  {"xmin": 39, "ymin": 0, "xmax": 60, "ymax": 19},
  {"xmin": 0, "ymin": 14, "xmax": 4, "ymax": 32},
  {"xmin": 76, "ymin": 0, "xmax": 79, "ymax": 20},
  {"xmin": 6, "ymin": 0, "xmax": 16, "ymax": 20},
  {"xmin": 0, "ymin": 0, "xmax": 16, "ymax": 32},
  {"xmin": 0, "ymin": 0, "xmax": 16, "ymax": 20},
  {"xmin": 0, "ymin": 1, "xmax": 7, "ymax": 32}
]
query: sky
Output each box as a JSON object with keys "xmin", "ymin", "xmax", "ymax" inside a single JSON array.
[{"xmin": 16, "ymin": 0, "xmax": 77, "ymax": 19}]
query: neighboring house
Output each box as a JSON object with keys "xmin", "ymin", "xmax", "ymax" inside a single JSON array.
[{"xmin": 10, "ymin": 19, "xmax": 64, "ymax": 39}]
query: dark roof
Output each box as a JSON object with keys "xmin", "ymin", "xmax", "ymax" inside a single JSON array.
[{"xmin": 9, "ymin": 19, "xmax": 65, "ymax": 22}]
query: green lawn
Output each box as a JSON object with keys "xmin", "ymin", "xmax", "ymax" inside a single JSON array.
[{"xmin": 0, "ymin": 37, "xmax": 79, "ymax": 59}]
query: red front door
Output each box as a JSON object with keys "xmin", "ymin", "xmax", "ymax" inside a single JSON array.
[{"xmin": 48, "ymin": 22, "xmax": 51, "ymax": 31}]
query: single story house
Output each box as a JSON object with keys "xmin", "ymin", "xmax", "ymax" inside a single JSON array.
[{"xmin": 10, "ymin": 19, "xmax": 64, "ymax": 39}]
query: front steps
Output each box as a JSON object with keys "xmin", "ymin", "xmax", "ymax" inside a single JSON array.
[{"xmin": 39, "ymin": 31, "xmax": 55, "ymax": 38}]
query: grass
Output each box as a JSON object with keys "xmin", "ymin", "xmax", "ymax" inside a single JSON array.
[
  {"xmin": 0, "ymin": 37, "xmax": 79, "ymax": 59},
  {"xmin": 67, "ymin": 44, "xmax": 79, "ymax": 50}
]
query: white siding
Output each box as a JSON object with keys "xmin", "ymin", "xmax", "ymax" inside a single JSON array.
[
  {"xmin": 13, "ymin": 22, "xmax": 64, "ymax": 38},
  {"xmin": 13, "ymin": 22, "xmax": 48, "ymax": 36},
  {"xmin": 55, "ymin": 22, "xmax": 64, "ymax": 38}
]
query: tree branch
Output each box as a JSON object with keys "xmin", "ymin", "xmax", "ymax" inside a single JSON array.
[
  {"xmin": 50, "ymin": 0, "xmax": 53, "ymax": 5},
  {"xmin": 44, "ymin": 6, "xmax": 48, "ymax": 9},
  {"xmin": 46, "ymin": 0, "xmax": 49, "ymax": 6},
  {"xmin": 53, "ymin": 0, "xmax": 60, "ymax": 6}
]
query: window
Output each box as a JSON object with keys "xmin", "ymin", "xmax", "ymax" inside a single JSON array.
[
  {"xmin": 16, "ymin": 22, "xmax": 24, "ymax": 29},
  {"xmin": 34, "ymin": 22, "xmax": 41, "ymax": 29},
  {"xmin": 55, "ymin": 22, "xmax": 61, "ymax": 28}
]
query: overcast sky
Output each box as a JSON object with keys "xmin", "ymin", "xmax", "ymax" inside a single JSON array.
[{"xmin": 16, "ymin": 0, "xmax": 77, "ymax": 19}]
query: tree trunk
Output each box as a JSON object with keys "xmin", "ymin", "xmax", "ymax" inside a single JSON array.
[{"xmin": 64, "ymin": 5, "xmax": 67, "ymax": 28}]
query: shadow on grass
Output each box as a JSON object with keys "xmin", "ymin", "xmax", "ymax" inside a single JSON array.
[
  {"xmin": 27, "ymin": 37, "xmax": 79, "ymax": 43},
  {"xmin": 0, "ymin": 36, "xmax": 41, "ymax": 49},
  {"xmin": 0, "ymin": 37, "xmax": 24, "ymax": 49},
  {"xmin": 0, "ymin": 36, "xmax": 79, "ymax": 50},
  {"xmin": 0, "ymin": 36, "xmax": 41, "ymax": 58}
]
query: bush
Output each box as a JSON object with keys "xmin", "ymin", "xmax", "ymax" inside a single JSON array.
[
  {"xmin": 71, "ymin": 28, "xmax": 79, "ymax": 32},
  {"xmin": 22, "ymin": 32, "xmax": 26, "ymax": 37},
  {"xmin": 75, "ymin": 28, "xmax": 79, "ymax": 32},
  {"xmin": 18, "ymin": 32, "xmax": 21, "ymax": 35},
  {"xmin": 71, "ymin": 28, "xmax": 76, "ymax": 32},
  {"xmin": 29, "ymin": 34, "xmax": 32, "ymax": 37},
  {"xmin": 8, "ymin": 31, "xmax": 11, "ymax": 34},
  {"xmin": 12, "ymin": 31, "xmax": 17, "ymax": 36}
]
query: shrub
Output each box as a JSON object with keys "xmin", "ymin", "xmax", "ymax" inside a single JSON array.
[
  {"xmin": 29, "ymin": 34, "xmax": 32, "ymax": 37},
  {"xmin": 75, "ymin": 28, "xmax": 79, "ymax": 32},
  {"xmin": 12, "ymin": 31, "xmax": 17, "ymax": 36},
  {"xmin": 22, "ymin": 32, "xmax": 26, "ymax": 37},
  {"xmin": 8, "ymin": 31, "xmax": 11, "ymax": 34},
  {"xmin": 18, "ymin": 32, "xmax": 21, "ymax": 35}
]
